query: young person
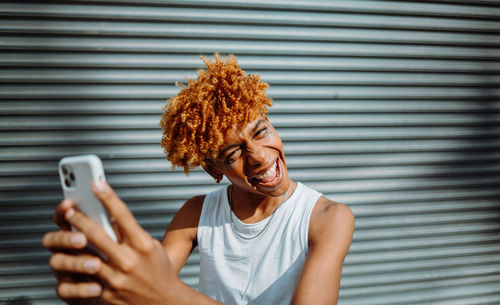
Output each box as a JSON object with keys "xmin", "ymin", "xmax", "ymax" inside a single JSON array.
[{"xmin": 43, "ymin": 54, "xmax": 354, "ymax": 305}]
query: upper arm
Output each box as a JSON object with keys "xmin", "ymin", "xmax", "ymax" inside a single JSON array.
[
  {"xmin": 291, "ymin": 197, "xmax": 355, "ymax": 305},
  {"xmin": 161, "ymin": 195, "xmax": 205, "ymax": 274}
]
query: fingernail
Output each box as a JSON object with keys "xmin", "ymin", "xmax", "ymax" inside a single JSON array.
[
  {"xmin": 65, "ymin": 208, "xmax": 75, "ymax": 220},
  {"xmin": 70, "ymin": 233, "xmax": 85, "ymax": 247},
  {"xmin": 92, "ymin": 181, "xmax": 107, "ymax": 193},
  {"xmin": 83, "ymin": 259, "xmax": 100, "ymax": 272},
  {"xmin": 88, "ymin": 284, "xmax": 102, "ymax": 296}
]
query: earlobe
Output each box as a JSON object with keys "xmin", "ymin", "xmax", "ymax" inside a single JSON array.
[
  {"xmin": 213, "ymin": 174, "xmax": 223, "ymax": 184},
  {"xmin": 202, "ymin": 161, "xmax": 223, "ymax": 184}
]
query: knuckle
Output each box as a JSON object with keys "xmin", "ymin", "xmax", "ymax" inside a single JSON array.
[
  {"xmin": 101, "ymin": 287, "xmax": 117, "ymax": 304},
  {"xmin": 137, "ymin": 236, "xmax": 155, "ymax": 253},
  {"xmin": 108, "ymin": 273, "xmax": 127, "ymax": 290},
  {"xmin": 50, "ymin": 253, "xmax": 73, "ymax": 272},
  {"xmin": 119, "ymin": 255, "xmax": 137, "ymax": 272},
  {"xmin": 70, "ymin": 210, "xmax": 84, "ymax": 224}
]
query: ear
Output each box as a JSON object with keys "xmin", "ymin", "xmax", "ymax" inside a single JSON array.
[{"xmin": 202, "ymin": 160, "xmax": 223, "ymax": 183}]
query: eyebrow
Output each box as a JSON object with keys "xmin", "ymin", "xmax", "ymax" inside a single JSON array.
[{"xmin": 219, "ymin": 119, "xmax": 267, "ymax": 158}]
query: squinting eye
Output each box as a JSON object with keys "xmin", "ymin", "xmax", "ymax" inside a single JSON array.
[{"xmin": 256, "ymin": 127, "xmax": 269, "ymax": 136}]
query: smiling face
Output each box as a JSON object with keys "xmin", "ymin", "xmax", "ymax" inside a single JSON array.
[{"xmin": 205, "ymin": 116, "xmax": 291, "ymax": 198}]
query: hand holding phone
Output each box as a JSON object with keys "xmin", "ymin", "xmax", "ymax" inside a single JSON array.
[
  {"xmin": 48, "ymin": 159, "xmax": 186, "ymax": 303},
  {"xmin": 58, "ymin": 154, "xmax": 117, "ymax": 242}
]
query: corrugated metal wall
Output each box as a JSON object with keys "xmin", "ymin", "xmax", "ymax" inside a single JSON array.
[{"xmin": 1, "ymin": 1, "xmax": 500, "ymax": 304}]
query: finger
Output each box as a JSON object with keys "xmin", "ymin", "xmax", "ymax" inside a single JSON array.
[
  {"xmin": 100, "ymin": 288, "xmax": 117, "ymax": 305},
  {"xmin": 57, "ymin": 254, "xmax": 124, "ymax": 292},
  {"xmin": 42, "ymin": 231, "xmax": 87, "ymax": 251},
  {"xmin": 54, "ymin": 199, "xmax": 74, "ymax": 230},
  {"xmin": 91, "ymin": 181, "xmax": 152, "ymax": 251},
  {"xmin": 101, "ymin": 286, "xmax": 130, "ymax": 305},
  {"xmin": 57, "ymin": 281, "xmax": 102, "ymax": 299},
  {"xmin": 111, "ymin": 219, "xmax": 124, "ymax": 242},
  {"xmin": 64, "ymin": 208, "xmax": 122, "ymax": 263},
  {"xmin": 50, "ymin": 253, "xmax": 102, "ymax": 275},
  {"xmin": 95, "ymin": 260, "xmax": 122, "ymax": 289}
]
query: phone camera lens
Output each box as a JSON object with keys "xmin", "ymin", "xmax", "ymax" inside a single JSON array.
[
  {"xmin": 69, "ymin": 172, "xmax": 75, "ymax": 181},
  {"xmin": 62, "ymin": 166, "xmax": 68, "ymax": 175},
  {"xmin": 64, "ymin": 179, "xmax": 71, "ymax": 187}
]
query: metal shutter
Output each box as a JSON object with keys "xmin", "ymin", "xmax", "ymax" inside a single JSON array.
[{"xmin": 1, "ymin": 1, "xmax": 499, "ymax": 304}]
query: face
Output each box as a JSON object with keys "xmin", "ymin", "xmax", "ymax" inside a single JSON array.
[{"xmin": 207, "ymin": 116, "xmax": 290, "ymax": 198}]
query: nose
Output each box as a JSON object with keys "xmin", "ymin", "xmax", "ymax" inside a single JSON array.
[{"xmin": 246, "ymin": 143, "xmax": 266, "ymax": 166}]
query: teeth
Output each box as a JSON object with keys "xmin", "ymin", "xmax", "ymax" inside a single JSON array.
[{"xmin": 255, "ymin": 162, "xmax": 278, "ymax": 181}]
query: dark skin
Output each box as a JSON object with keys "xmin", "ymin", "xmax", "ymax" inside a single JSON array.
[
  {"xmin": 206, "ymin": 116, "xmax": 294, "ymax": 220},
  {"xmin": 43, "ymin": 116, "xmax": 354, "ymax": 305}
]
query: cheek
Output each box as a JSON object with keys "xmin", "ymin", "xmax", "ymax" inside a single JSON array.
[
  {"xmin": 268, "ymin": 135, "xmax": 284, "ymax": 152},
  {"xmin": 273, "ymin": 139, "xmax": 286, "ymax": 163},
  {"xmin": 224, "ymin": 161, "xmax": 244, "ymax": 176}
]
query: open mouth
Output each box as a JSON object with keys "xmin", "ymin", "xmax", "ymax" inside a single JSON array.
[{"xmin": 251, "ymin": 160, "xmax": 280, "ymax": 186}]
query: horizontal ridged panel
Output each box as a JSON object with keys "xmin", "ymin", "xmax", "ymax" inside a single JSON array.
[
  {"xmin": 2, "ymin": 54, "xmax": 500, "ymax": 73},
  {"xmin": 1, "ymin": 1, "xmax": 499, "ymax": 304},
  {"xmin": 2, "ymin": 37, "xmax": 499, "ymax": 59},
  {"xmin": 3, "ymin": 69, "xmax": 500, "ymax": 85},
  {"xmin": 1, "ymin": 1, "xmax": 499, "ymax": 28},
  {"xmin": 1, "ymin": 86, "xmax": 499, "ymax": 99},
  {"xmin": 1, "ymin": 100, "xmax": 498, "ymax": 113},
  {"xmin": 2, "ymin": 114, "xmax": 500, "ymax": 128},
  {"xmin": 2, "ymin": 20, "xmax": 500, "ymax": 46}
]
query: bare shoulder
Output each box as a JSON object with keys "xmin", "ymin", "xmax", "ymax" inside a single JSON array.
[
  {"xmin": 309, "ymin": 196, "xmax": 355, "ymax": 249},
  {"xmin": 167, "ymin": 195, "xmax": 206, "ymax": 232},
  {"xmin": 162, "ymin": 195, "xmax": 206, "ymax": 272}
]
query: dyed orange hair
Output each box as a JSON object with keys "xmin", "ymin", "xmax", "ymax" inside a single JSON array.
[{"xmin": 160, "ymin": 54, "xmax": 272, "ymax": 174}]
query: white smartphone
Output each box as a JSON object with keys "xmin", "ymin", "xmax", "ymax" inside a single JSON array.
[{"xmin": 58, "ymin": 154, "xmax": 117, "ymax": 242}]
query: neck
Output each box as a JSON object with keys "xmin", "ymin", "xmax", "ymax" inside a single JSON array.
[{"xmin": 229, "ymin": 181, "xmax": 296, "ymax": 223}]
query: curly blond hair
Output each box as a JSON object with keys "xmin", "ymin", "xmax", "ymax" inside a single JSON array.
[{"xmin": 160, "ymin": 54, "xmax": 272, "ymax": 174}]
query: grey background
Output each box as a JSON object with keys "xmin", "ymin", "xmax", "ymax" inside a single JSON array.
[{"xmin": 1, "ymin": 1, "xmax": 500, "ymax": 304}]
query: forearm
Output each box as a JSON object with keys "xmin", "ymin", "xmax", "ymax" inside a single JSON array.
[{"xmin": 173, "ymin": 281, "xmax": 225, "ymax": 305}]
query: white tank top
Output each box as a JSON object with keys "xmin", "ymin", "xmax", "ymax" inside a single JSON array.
[{"xmin": 197, "ymin": 182, "xmax": 321, "ymax": 305}]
